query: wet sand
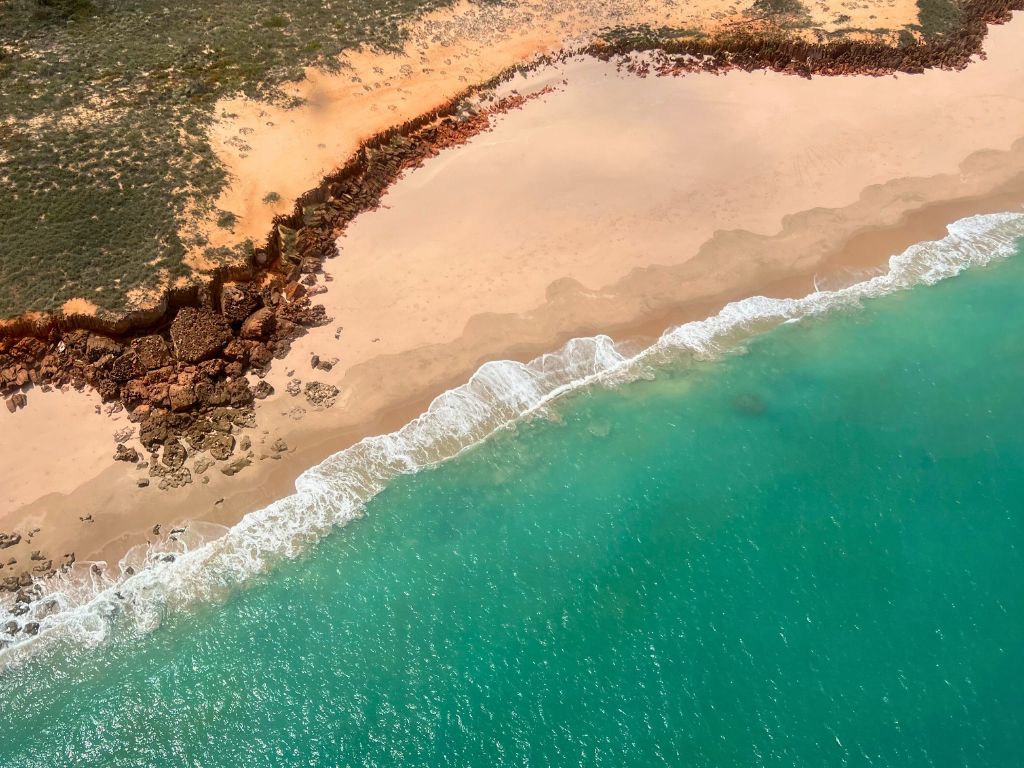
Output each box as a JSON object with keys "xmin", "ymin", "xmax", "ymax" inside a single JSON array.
[{"xmin": 3, "ymin": 18, "xmax": 1024, "ymax": 577}]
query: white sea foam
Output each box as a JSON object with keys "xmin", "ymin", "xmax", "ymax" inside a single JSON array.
[{"xmin": 2, "ymin": 211, "xmax": 1023, "ymax": 666}]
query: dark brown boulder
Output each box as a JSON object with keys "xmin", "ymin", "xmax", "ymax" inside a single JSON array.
[
  {"xmin": 222, "ymin": 339, "xmax": 250, "ymax": 364},
  {"xmin": 128, "ymin": 403, "xmax": 152, "ymax": 424},
  {"xmin": 132, "ymin": 336, "xmax": 171, "ymax": 370},
  {"xmin": 110, "ymin": 351, "xmax": 147, "ymax": 383},
  {"xmin": 221, "ymin": 284, "xmax": 260, "ymax": 325},
  {"xmin": 170, "ymin": 308, "xmax": 233, "ymax": 363},
  {"xmin": 283, "ymin": 282, "xmax": 306, "ymax": 302},
  {"xmin": 195, "ymin": 379, "xmax": 231, "ymax": 408},
  {"xmin": 149, "ymin": 381, "xmax": 170, "ymax": 407},
  {"xmin": 168, "ymin": 384, "xmax": 196, "ymax": 412},
  {"xmin": 240, "ymin": 308, "xmax": 276, "ymax": 340},
  {"xmin": 228, "ymin": 379, "xmax": 254, "ymax": 407},
  {"xmin": 249, "ymin": 343, "xmax": 273, "ymax": 370},
  {"xmin": 161, "ymin": 440, "xmax": 187, "ymax": 470},
  {"xmin": 86, "ymin": 335, "xmax": 123, "ymax": 362},
  {"xmin": 207, "ymin": 433, "xmax": 235, "ymax": 460},
  {"xmin": 96, "ymin": 377, "xmax": 120, "ymax": 402},
  {"xmin": 122, "ymin": 379, "xmax": 150, "ymax": 409},
  {"xmin": 139, "ymin": 415, "xmax": 169, "ymax": 449},
  {"xmin": 146, "ymin": 365, "xmax": 176, "ymax": 384},
  {"xmin": 252, "ymin": 380, "xmax": 274, "ymax": 400},
  {"xmin": 198, "ymin": 358, "xmax": 225, "ymax": 379},
  {"xmin": 278, "ymin": 301, "xmax": 329, "ymax": 328}
]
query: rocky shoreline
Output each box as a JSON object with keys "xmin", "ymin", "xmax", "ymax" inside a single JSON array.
[
  {"xmin": 0, "ymin": 91, "xmax": 548, "ymax": 610},
  {"xmin": 589, "ymin": 0, "xmax": 1024, "ymax": 76},
  {"xmin": 2, "ymin": 1, "xmax": 1022, "ymax": 610}
]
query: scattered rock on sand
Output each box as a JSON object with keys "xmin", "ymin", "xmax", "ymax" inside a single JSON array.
[
  {"xmin": 113, "ymin": 444, "xmax": 140, "ymax": 463},
  {"xmin": 286, "ymin": 379, "xmax": 301, "ymax": 397},
  {"xmin": 193, "ymin": 454, "xmax": 215, "ymax": 475},
  {"xmin": 158, "ymin": 468, "xmax": 192, "ymax": 490},
  {"xmin": 304, "ymin": 381, "xmax": 339, "ymax": 409},
  {"xmin": 137, "ymin": 477, "xmax": 150, "ymax": 488},
  {"xmin": 239, "ymin": 436, "xmax": 251, "ymax": 451},
  {"xmin": 271, "ymin": 438, "xmax": 288, "ymax": 453},
  {"xmin": 252, "ymin": 380, "xmax": 274, "ymax": 399},
  {"xmin": 288, "ymin": 406, "xmax": 306, "ymax": 420},
  {"xmin": 207, "ymin": 434, "xmax": 235, "ymax": 461},
  {"xmin": 221, "ymin": 456, "xmax": 252, "ymax": 476},
  {"xmin": 161, "ymin": 439, "xmax": 187, "ymax": 470}
]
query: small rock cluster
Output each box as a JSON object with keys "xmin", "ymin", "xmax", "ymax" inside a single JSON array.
[{"xmin": 0, "ymin": 284, "xmax": 321, "ymax": 459}]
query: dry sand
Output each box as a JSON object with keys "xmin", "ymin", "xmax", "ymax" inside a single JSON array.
[
  {"xmin": 3, "ymin": 17, "xmax": 1024, "ymax": 577},
  {"xmin": 192, "ymin": 0, "xmax": 919, "ymax": 266}
]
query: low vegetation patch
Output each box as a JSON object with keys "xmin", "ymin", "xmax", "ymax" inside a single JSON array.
[{"xmin": 0, "ymin": 0, "xmax": 461, "ymax": 318}]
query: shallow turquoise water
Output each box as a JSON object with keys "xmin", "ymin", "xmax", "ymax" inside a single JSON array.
[{"xmin": 4, "ymin": 245, "xmax": 1024, "ymax": 766}]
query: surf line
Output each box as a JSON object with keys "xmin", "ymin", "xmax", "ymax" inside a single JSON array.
[{"xmin": 2, "ymin": 211, "xmax": 1023, "ymax": 668}]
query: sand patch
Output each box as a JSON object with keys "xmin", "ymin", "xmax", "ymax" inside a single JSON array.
[{"xmin": 192, "ymin": 0, "xmax": 921, "ymax": 267}]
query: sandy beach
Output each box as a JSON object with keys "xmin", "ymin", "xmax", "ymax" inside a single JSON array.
[{"xmin": 4, "ymin": 17, "xmax": 1024, "ymax": 580}]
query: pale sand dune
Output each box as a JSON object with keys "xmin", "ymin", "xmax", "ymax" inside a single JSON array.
[{"xmin": 3, "ymin": 19, "xmax": 1024, "ymax": 570}]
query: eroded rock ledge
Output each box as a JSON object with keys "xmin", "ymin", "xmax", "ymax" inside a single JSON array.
[
  {"xmin": 590, "ymin": 0, "xmax": 1023, "ymax": 76},
  {"xmin": 0, "ymin": 92, "xmax": 547, "ymax": 498}
]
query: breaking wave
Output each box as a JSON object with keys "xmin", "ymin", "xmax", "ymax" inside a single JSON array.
[{"xmin": 2, "ymin": 211, "xmax": 1023, "ymax": 667}]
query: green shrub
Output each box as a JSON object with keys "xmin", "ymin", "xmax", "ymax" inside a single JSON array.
[
  {"xmin": 915, "ymin": 0, "xmax": 963, "ymax": 38},
  {"xmin": 752, "ymin": 0, "xmax": 811, "ymax": 18},
  {"xmin": 262, "ymin": 191, "xmax": 281, "ymax": 204},
  {"xmin": 0, "ymin": 0, "xmax": 457, "ymax": 317},
  {"xmin": 261, "ymin": 13, "xmax": 289, "ymax": 27}
]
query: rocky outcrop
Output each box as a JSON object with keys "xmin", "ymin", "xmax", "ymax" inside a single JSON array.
[
  {"xmin": 170, "ymin": 308, "xmax": 233, "ymax": 363},
  {"xmin": 132, "ymin": 335, "xmax": 171, "ymax": 370},
  {"xmin": 220, "ymin": 284, "xmax": 260, "ymax": 325},
  {"xmin": 240, "ymin": 307, "xmax": 276, "ymax": 340},
  {"xmin": 589, "ymin": 0, "xmax": 1024, "ymax": 77}
]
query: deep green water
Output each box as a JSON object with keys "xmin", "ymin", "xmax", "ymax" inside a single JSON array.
[{"xmin": 3, "ymin": 242, "xmax": 1024, "ymax": 766}]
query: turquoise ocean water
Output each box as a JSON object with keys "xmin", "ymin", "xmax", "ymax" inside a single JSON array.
[{"xmin": 2, "ymin": 216, "xmax": 1024, "ymax": 765}]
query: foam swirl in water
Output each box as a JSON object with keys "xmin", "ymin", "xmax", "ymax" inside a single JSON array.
[{"xmin": 2, "ymin": 212, "xmax": 1022, "ymax": 667}]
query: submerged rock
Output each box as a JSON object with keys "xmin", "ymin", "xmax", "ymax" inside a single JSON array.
[{"xmin": 734, "ymin": 393, "xmax": 767, "ymax": 416}]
